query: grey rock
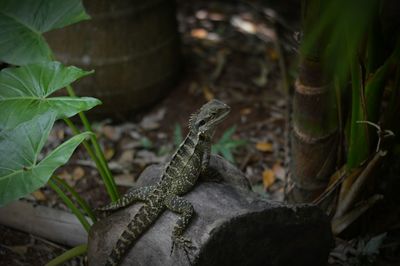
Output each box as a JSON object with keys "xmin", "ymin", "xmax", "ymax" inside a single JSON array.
[{"xmin": 88, "ymin": 155, "xmax": 332, "ymax": 266}]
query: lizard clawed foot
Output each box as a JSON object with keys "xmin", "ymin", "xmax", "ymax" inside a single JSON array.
[
  {"xmin": 170, "ymin": 236, "xmax": 196, "ymax": 263},
  {"xmin": 170, "ymin": 236, "xmax": 195, "ymax": 254}
]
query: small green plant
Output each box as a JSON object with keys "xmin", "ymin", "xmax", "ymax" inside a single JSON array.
[
  {"xmin": 212, "ymin": 125, "xmax": 247, "ymax": 162},
  {"xmin": 0, "ymin": 0, "xmax": 118, "ymax": 264},
  {"xmin": 173, "ymin": 123, "xmax": 184, "ymax": 147},
  {"xmin": 139, "ymin": 136, "xmax": 154, "ymax": 149},
  {"xmin": 174, "ymin": 123, "xmax": 246, "ymax": 163}
]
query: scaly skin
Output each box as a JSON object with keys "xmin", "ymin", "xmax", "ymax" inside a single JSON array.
[{"xmin": 98, "ymin": 99, "xmax": 230, "ymax": 266}]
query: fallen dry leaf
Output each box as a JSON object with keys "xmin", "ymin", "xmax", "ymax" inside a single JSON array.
[
  {"xmin": 262, "ymin": 169, "xmax": 275, "ymax": 189},
  {"xmin": 252, "ymin": 60, "xmax": 269, "ymax": 87},
  {"xmin": 58, "ymin": 170, "xmax": 75, "ymax": 186},
  {"xmin": 58, "ymin": 170, "xmax": 72, "ymax": 180},
  {"xmin": 104, "ymin": 147, "xmax": 115, "ymax": 161},
  {"xmin": 31, "ymin": 190, "xmax": 46, "ymax": 201},
  {"xmin": 102, "ymin": 125, "xmax": 118, "ymax": 141},
  {"xmin": 114, "ymin": 174, "xmax": 135, "ymax": 187},
  {"xmin": 191, "ymin": 28, "xmax": 208, "ymax": 39},
  {"xmin": 231, "ymin": 16, "xmax": 256, "ymax": 34},
  {"xmin": 140, "ymin": 108, "xmax": 166, "ymax": 131},
  {"xmin": 7, "ymin": 245, "xmax": 29, "ymax": 255},
  {"xmin": 257, "ymin": 24, "xmax": 277, "ymax": 40},
  {"xmin": 118, "ymin": 149, "xmax": 135, "ymax": 164},
  {"xmin": 267, "ymin": 47, "xmax": 279, "ymax": 61},
  {"xmin": 56, "ymin": 128, "xmax": 65, "ymax": 140},
  {"xmin": 202, "ymin": 86, "xmax": 214, "ymax": 101},
  {"xmin": 195, "ymin": 10, "xmax": 207, "ymax": 20},
  {"xmin": 272, "ymin": 162, "xmax": 285, "ymax": 181},
  {"xmin": 72, "ymin": 166, "xmax": 85, "ymax": 180},
  {"xmin": 206, "ymin": 32, "xmax": 221, "ymax": 42},
  {"xmin": 256, "ymin": 141, "xmax": 273, "ymax": 152},
  {"xmin": 209, "ymin": 12, "xmax": 225, "ymax": 21},
  {"xmin": 240, "ymin": 108, "xmax": 252, "ymax": 115}
]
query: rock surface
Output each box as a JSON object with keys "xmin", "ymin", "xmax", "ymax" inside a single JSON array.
[{"xmin": 88, "ymin": 155, "xmax": 332, "ymax": 266}]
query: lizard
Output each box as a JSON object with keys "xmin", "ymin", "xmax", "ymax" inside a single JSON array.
[{"xmin": 97, "ymin": 99, "xmax": 231, "ymax": 266}]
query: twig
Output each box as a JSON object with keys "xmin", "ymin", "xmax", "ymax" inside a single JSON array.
[
  {"xmin": 313, "ymin": 166, "xmax": 362, "ymax": 206},
  {"xmin": 313, "ymin": 167, "xmax": 346, "ymax": 205},
  {"xmin": 209, "ymin": 49, "xmax": 228, "ymax": 84},
  {"xmin": 239, "ymin": 152, "xmax": 252, "ymax": 171},
  {"xmin": 30, "ymin": 234, "xmax": 66, "ymax": 250},
  {"xmin": 357, "ymin": 120, "xmax": 395, "ymax": 152}
]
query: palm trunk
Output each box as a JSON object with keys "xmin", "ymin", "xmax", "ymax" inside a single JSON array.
[{"xmin": 286, "ymin": 0, "xmax": 339, "ymax": 202}]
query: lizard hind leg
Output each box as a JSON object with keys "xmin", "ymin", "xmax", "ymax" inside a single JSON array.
[
  {"xmin": 96, "ymin": 186, "xmax": 154, "ymax": 213},
  {"xmin": 164, "ymin": 195, "xmax": 196, "ymax": 262}
]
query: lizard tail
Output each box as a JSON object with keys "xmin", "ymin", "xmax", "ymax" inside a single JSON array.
[{"xmin": 105, "ymin": 205, "xmax": 160, "ymax": 266}]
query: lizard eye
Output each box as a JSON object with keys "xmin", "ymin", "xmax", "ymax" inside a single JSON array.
[{"xmin": 199, "ymin": 120, "xmax": 205, "ymax": 126}]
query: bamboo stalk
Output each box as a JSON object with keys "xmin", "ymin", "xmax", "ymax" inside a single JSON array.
[{"xmin": 286, "ymin": 0, "xmax": 338, "ymax": 203}]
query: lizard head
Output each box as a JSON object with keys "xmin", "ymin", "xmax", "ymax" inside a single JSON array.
[{"xmin": 189, "ymin": 99, "xmax": 230, "ymax": 134}]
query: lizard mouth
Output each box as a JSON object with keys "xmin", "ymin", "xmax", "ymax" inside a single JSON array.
[{"xmin": 210, "ymin": 107, "xmax": 230, "ymax": 127}]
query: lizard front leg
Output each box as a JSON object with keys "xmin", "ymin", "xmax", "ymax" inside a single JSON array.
[
  {"xmin": 164, "ymin": 194, "xmax": 195, "ymax": 256},
  {"xmin": 201, "ymin": 140, "xmax": 211, "ymax": 173},
  {"xmin": 200, "ymin": 140, "xmax": 223, "ymax": 182},
  {"xmin": 96, "ymin": 185, "xmax": 155, "ymax": 212}
]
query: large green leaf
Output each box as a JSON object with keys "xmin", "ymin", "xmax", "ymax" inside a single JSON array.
[
  {"xmin": 0, "ymin": 113, "xmax": 91, "ymax": 206},
  {"xmin": 0, "ymin": 0, "xmax": 89, "ymax": 65},
  {"xmin": 0, "ymin": 61, "xmax": 100, "ymax": 130}
]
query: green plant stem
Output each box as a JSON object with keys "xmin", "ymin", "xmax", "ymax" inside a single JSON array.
[
  {"xmin": 45, "ymin": 244, "xmax": 87, "ymax": 266},
  {"xmin": 347, "ymin": 60, "xmax": 369, "ymax": 169},
  {"xmin": 52, "ymin": 176, "xmax": 97, "ymax": 223},
  {"xmin": 334, "ymin": 77, "xmax": 344, "ymax": 165},
  {"xmin": 65, "ymin": 85, "xmax": 119, "ymax": 201},
  {"xmin": 63, "ymin": 118, "xmax": 117, "ymax": 201},
  {"xmin": 50, "ymin": 49, "xmax": 118, "ymax": 201},
  {"xmin": 365, "ymin": 39, "xmax": 400, "ymax": 124},
  {"xmin": 366, "ymin": 1, "xmax": 384, "ymax": 74},
  {"xmin": 48, "ymin": 179, "xmax": 91, "ymax": 232}
]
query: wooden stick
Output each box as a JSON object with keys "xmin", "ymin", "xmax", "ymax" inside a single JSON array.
[{"xmin": 0, "ymin": 200, "xmax": 88, "ymax": 246}]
